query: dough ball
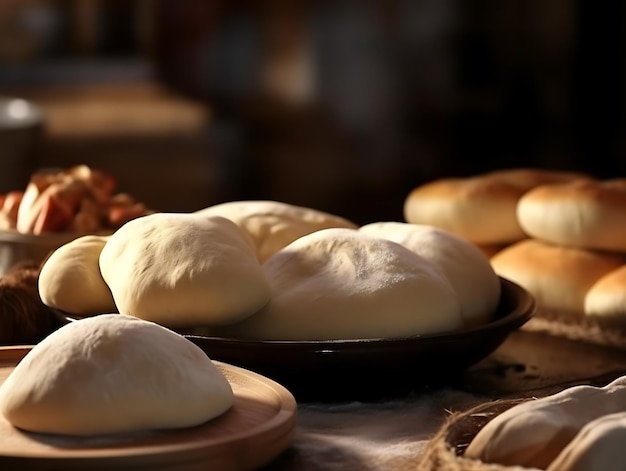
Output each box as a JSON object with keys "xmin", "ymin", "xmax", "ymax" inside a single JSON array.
[
  {"xmin": 584, "ymin": 265, "xmax": 626, "ymax": 328},
  {"xmin": 195, "ymin": 200, "xmax": 358, "ymax": 262},
  {"xmin": 403, "ymin": 168, "xmax": 588, "ymax": 245},
  {"xmin": 0, "ymin": 314, "xmax": 233, "ymax": 436},
  {"xmin": 38, "ymin": 235, "xmax": 116, "ymax": 317},
  {"xmin": 218, "ymin": 228, "xmax": 462, "ymax": 340},
  {"xmin": 491, "ymin": 239, "xmax": 625, "ymax": 314},
  {"xmin": 99, "ymin": 213, "xmax": 271, "ymax": 327},
  {"xmin": 517, "ymin": 179, "xmax": 626, "ymax": 252},
  {"xmin": 359, "ymin": 222, "xmax": 500, "ymax": 327}
]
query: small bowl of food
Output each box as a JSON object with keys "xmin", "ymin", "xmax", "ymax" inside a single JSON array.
[{"xmin": 0, "ymin": 165, "xmax": 151, "ymax": 275}]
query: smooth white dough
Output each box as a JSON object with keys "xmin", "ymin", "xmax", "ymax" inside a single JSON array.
[
  {"xmin": 0, "ymin": 314, "xmax": 233, "ymax": 436},
  {"xmin": 99, "ymin": 213, "xmax": 271, "ymax": 327},
  {"xmin": 195, "ymin": 200, "xmax": 358, "ymax": 262},
  {"xmin": 38, "ymin": 234, "xmax": 116, "ymax": 316},
  {"xmin": 359, "ymin": 222, "xmax": 501, "ymax": 327},
  {"xmin": 219, "ymin": 228, "xmax": 463, "ymax": 340}
]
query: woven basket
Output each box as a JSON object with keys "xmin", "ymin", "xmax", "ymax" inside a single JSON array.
[{"xmin": 417, "ymin": 398, "xmax": 541, "ymax": 471}]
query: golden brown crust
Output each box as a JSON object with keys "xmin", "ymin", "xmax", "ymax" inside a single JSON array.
[
  {"xmin": 584, "ymin": 265, "xmax": 626, "ymax": 327},
  {"xmin": 491, "ymin": 239, "xmax": 625, "ymax": 314},
  {"xmin": 483, "ymin": 168, "xmax": 591, "ymax": 189},
  {"xmin": 403, "ymin": 169, "xmax": 590, "ymax": 245},
  {"xmin": 518, "ymin": 179, "xmax": 626, "ymax": 252},
  {"xmin": 522, "ymin": 178, "xmax": 626, "ymax": 207}
]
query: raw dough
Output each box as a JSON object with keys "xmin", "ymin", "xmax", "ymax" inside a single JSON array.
[
  {"xmin": 218, "ymin": 228, "xmax": 462, "ymax": 340},
  {"xmin": 195, "ymin": 200, "xmax": 358, "ymax": 261},
  {"xmin": 99, "ymin": 213, "xmax": 271, "ymax": 327},
  {"xmin": 359, "ymin": 222, "xmax": 501, "ymax": 327},
  {"xmin": 0, "ymin": 314, "xmax": 233, "ymax": 436},
  {"xmin": 38, "ymin": 234, "xmax": 116, "ymax": 316}
]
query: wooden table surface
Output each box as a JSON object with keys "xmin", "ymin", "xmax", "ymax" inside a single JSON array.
[{"xmin": 263, "ymin": 327, "xmax": 626, "ymax": 470}]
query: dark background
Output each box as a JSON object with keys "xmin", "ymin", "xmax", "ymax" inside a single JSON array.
[{"xmin": 0, "ymin": 0, "xmax": 624, "ymax": 224}]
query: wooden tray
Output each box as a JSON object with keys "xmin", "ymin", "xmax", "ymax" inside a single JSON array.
[{"xmin": 0, "ymin": 347, "xmax": 297, "ymax": 470}]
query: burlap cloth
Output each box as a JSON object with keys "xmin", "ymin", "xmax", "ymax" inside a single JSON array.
[{"xmin": 416, "ymin": 398, "xmax": 537, "ymax": 471}]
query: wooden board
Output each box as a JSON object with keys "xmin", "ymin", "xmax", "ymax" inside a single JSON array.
[{"xmin": 0, "ymin": 347, "xmax": 297, "ymax": 470}]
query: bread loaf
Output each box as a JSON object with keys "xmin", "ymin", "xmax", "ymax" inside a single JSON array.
[
  {"xmin": 490, "ymin": 239, "xmax": 624, "ymax": 314},
  {"xmin": 517, "ymin": 178, "xmax": 626, "ymax": 252},
  {"xmin": 403, "ymin": 168, "xmax": 588, "ymax": 245},
  {"xmin": 584, "ymin": 265, "xmax": 626, "ymax": 328}
]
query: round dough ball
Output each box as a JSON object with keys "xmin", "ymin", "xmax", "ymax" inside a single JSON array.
[
  {"xmin": 517, "ymin": 179, "xmax": 626, "ymax": 252},
  {"xmin": 491, "ymin": 239, "xmax": 625, "ymax": 314},
  {"xmin": 359, "ymin": 222, "xmax": 500, "ymax": 327},
  {"xmin": 38, "ymin": 235, "xmax": 116, "ymax": 317},
  {"xmin": 584, "ymin": 265, "xmax": 626, "ymax": 328},
  {"xmin": 195, "ymin": 200, "xmax": 358, "ymax": 262},
  {"xmin": 0, "ymin": 314, "xmax": 233, "ymax": 436},
  {"xmin": 218, "ymin": 228, "xmax": 462, "ymax": 340},
  {"xmin": 99, "ymin": 213, "xmax": 271, "ymax": 327},
  {"xmin": 403, "ymin": 168, "xmax": 588, "ymax": 245}
]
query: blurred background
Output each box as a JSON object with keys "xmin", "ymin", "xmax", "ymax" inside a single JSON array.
[{"xmin": 0, "ymin": 0, "xmax": 623, "ymax": 224}]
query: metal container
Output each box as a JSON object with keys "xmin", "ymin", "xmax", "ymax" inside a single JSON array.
[{"xmin": 0, "ymin": 230, "xmax": 79, "ymax": 275}]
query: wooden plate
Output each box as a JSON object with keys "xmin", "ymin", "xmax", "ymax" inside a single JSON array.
[{"xmin": 0, "ymin": 347, "xmax": 297, "ymax": 471}]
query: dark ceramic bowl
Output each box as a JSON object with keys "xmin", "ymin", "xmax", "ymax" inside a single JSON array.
[{"xmin": 185, "ymin": 277, "xmax": 535, "ymax": 401}]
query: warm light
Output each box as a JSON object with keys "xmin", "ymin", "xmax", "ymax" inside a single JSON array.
[{"xmin": 6, "ymin": 99, "xmax": 32, "ymax": 120}]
